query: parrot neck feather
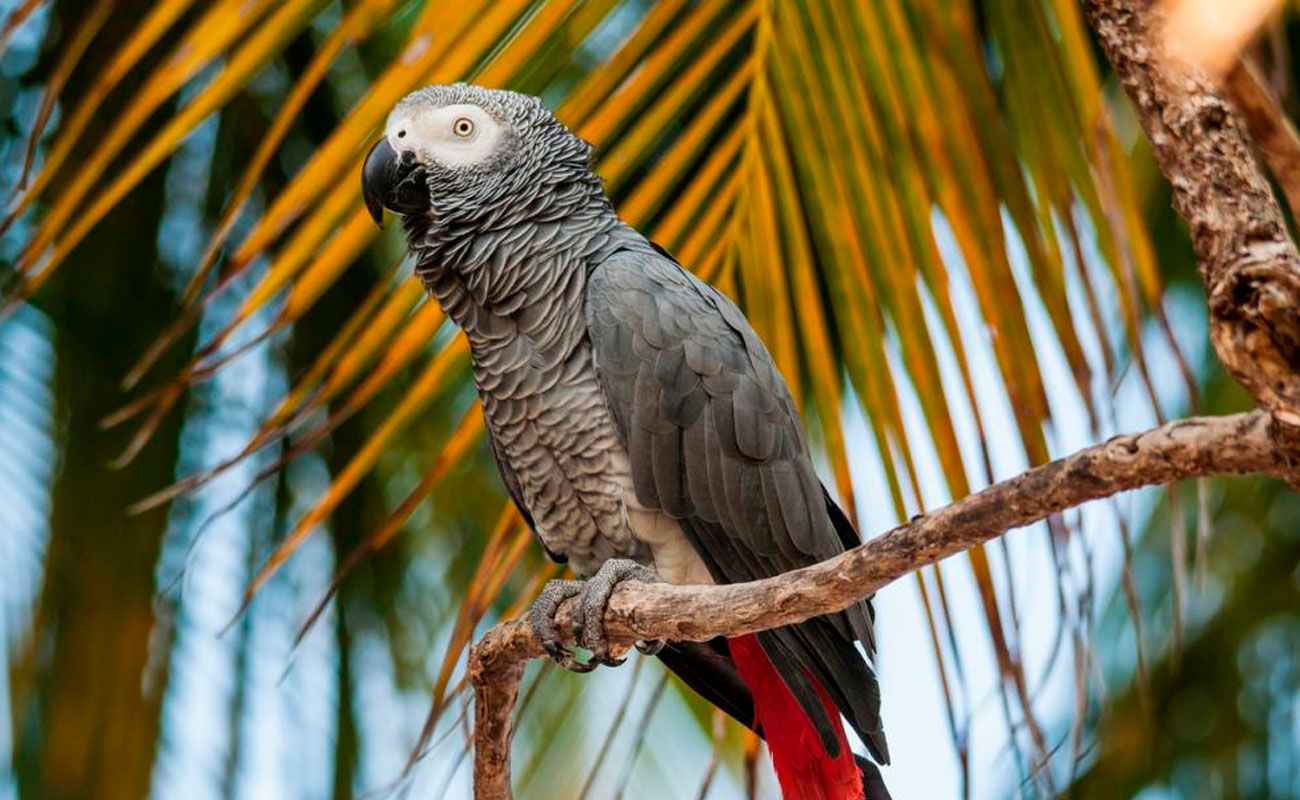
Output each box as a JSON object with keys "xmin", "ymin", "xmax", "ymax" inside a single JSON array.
[{"xmin": 411, "ymin": 200, "xmax": 642, "ymax": 358}]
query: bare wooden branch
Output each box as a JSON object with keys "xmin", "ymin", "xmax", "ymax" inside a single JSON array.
[
  {"xmin": 470, "ymin": 412, "xmax": 1291, "ymax": 799},
  {"xmin": 1223, "ymin": 58, "xmax": 1300, "ymax": 219},
  {"xmin": 470, "ymin": 657, "xmax": 524, "ymax": 800},
  {"xmin": 1084, "ymin": 0, "xmax": 1300, "ymax": 425}
]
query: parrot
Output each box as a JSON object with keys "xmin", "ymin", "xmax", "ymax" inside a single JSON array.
[{"xmin": 361, "ymin": 83, "xmax": 889, "ymax": 800}]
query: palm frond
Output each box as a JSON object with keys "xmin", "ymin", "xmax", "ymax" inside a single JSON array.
[{"xmin": 5, "ymin": 0, "xmax": 1206, "ymax": 794}]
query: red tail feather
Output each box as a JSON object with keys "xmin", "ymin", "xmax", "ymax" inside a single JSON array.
[{"xmin": 729, "ymin": 634, "xmax": 864, "ymax": 800}]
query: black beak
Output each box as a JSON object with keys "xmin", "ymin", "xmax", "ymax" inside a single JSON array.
[
  {"xmin": 362, "ymin": 138, "xmax": 398, "ymax": 225},
  {"xmin": 362, "ymin": 138, "xmax": 428, "ymax": 226}
]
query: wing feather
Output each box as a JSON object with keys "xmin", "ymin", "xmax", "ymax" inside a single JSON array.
[
  {"xmin": 586, "ymin": 245, "xmax": 887, "ymax": 763},
  {"xmin": 652, "ymin": 427, "xmax": 689, "ymax": 517},
  {"xmin": 682, "ymin": 419, "xmax": 717, "ymax": 522}
]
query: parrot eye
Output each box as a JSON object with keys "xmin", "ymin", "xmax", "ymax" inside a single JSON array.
[{"xmin": 453, "ymin": 117, "xmax": 475, "ymax": 137}]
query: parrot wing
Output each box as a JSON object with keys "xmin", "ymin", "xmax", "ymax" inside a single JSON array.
[{"xmin": 585, "ymin": 245, "xmax": 887, "ymax": 763}]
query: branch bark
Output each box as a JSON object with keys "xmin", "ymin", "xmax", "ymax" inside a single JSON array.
[
  {"xmin": 470, "ymin": 412, "xmax": 1291, "ymax": 799},
  {"xmin": 1083, "ymin": 0, "xmax": 1300, "ymax": 426}
]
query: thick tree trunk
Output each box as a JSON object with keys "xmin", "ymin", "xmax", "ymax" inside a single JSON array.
[{"xmin": 1084, "ymin": 0, "xmax": 1300, "ymax": 428}]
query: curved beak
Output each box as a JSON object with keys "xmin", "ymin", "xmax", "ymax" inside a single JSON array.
[
  {"xmin": 362, "ymin": 137, "xmax": 430, "ymax": 226},
  {"xmin": 362, "ymin": 137, "xmax": 401, "ymax": 226}
]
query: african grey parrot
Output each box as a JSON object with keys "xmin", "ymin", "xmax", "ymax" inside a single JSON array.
[{"xmin": 362, "ymin": 83, "xmax": 888, "ymax": 800}]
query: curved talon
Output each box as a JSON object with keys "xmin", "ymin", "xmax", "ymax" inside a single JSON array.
[
  {"xmin": 576, "ymin": 558, "xmax": 660, "ymax": 665},
  {"xmin": 530, "ymin": 578, "xmax": 590, "ymax": 673},
  {"xmin": 530, "ymin": 560, "xmax": 661, "ymax": 672},
  {"xmin": 634, "ymin": 639, "xmax": 665, "ymax": 656}
]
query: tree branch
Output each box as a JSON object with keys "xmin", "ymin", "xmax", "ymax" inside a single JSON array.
[
  {"xmin": 470, "ymin": 412, "xmax": 1291, "ymax": 799},
  {"xmin": 1223, "ymin": 58, "xmax": 1300, "ymax": 222},
  {"xmin": 1083, "ymin": 0, "xmax": 1300, "ymax": 426}
]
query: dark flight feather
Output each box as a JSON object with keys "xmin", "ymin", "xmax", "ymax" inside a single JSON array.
[{"xmin": 586, "ymin": 246, "xmax": 887, "ymax": 764}]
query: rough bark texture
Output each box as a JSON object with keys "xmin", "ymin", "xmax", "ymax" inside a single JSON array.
[
  {"xmin": 469, "ymin": 412, "xmax": 1291, "ymax": 798},
  {"xmin": 470, "ymin": 658, "xmax": 525, "ymax": 800},
  {"xmin": 1084, "ymin": 0, "xmax": 1300, "ymax": 427}
]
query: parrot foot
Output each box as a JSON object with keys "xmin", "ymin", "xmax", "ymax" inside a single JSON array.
[
  {"xmin": 528, "ymin": 559, "xmax": 663, "ymax": 672},
  {"xmin": 571, "ymin": 559, "xmax": 663, "ymax": 667},
  {"xmin": 530, "ymin": 579, "xmax": 595, "ymax": 673}
]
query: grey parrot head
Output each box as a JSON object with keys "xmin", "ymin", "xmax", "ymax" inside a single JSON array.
[{"xmin": 362, "ymin": 84, "xmax": 602, "ymax": 242}]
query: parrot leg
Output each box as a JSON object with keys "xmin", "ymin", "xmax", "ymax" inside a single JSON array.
[{"xmin": 529, "ymin": 559, "xmax": 663, "ymax": 673}]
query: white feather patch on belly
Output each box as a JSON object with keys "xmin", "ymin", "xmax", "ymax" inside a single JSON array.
[
  {"xmin": 623, "ymin": 500, "xmax": 715, "ymax": 586},
  {"xmin": 602, "ymin": 446, "xmax": 713, "ymax": 585}
]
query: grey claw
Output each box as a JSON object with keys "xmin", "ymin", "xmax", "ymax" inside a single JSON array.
[
  {"xmin": 530, "ymin": 578, "xmax": 588, "ymax": 673},
  {"xmin": 634, "ymin": 639, "xmax": 665, "ymax": 656},
  {"xmin": 530, "ymin": 560, "xmax": 660, "ymax": 672},
  {"xmin": 577, "ymin": 558, "xmax": 660, "ymax": 666}
]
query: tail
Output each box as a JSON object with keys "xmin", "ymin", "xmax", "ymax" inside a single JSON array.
[{"xmin": 729, "ymin": 634, "xmax": 866, "ymax": 800}]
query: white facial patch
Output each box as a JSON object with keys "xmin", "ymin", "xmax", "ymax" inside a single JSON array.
[{"xmin": 385, "ymin": 102, "xmax": 505, "ymax": 168}]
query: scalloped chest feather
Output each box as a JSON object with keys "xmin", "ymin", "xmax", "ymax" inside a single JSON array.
[{"xmin": 418, "ymin": 224, "xmax": 710, "ymax": 584}]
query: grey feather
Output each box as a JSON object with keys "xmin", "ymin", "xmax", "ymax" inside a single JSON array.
[
  {"xmin": 587, "ymin": 248, "xmax": 886, "ymax": 761},
  {"xmin": 379, "ymin": 83, "xmax": 886, "ymax": 768}
]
